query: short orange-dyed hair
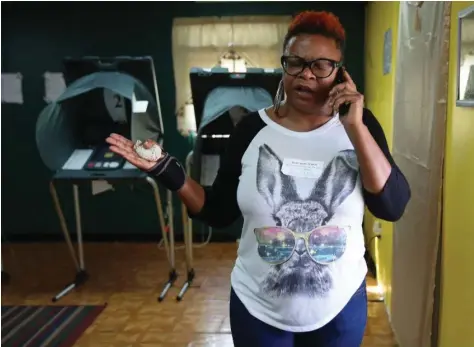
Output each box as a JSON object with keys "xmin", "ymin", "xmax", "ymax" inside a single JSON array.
[{"xmin": 283, "ymin": 11, "xmax": 346, "ymax": 52}]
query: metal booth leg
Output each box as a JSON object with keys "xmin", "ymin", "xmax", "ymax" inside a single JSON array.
[
  {"xmin": 176, "ymin": 151, "xmax": 195, "ymax": 301},
  {"xmin": 176, "ymin": 204, "xmax": 195, "ymax": 301},
  {"xmin": 50, "ymin": 182, "xmax": 88, "ymax": 302},
  {"xmin": 145, "ymin": 177, "xmax": 177, "ymax": 302}
]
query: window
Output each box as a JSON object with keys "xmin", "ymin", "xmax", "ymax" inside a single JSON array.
[{"xmin": 172, "ymin": 16, "xmax": 290, "ymax": 136}]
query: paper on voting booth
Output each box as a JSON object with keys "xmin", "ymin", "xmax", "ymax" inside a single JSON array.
[
  {"xmin": 123, "ymin": 162, "xmax": 138, "ymax": 170},
  {"xmin": 92, "ymin": 180, "xmax": 114, "ymax": 195},
  {"xmin": 132, "ymin": 92, "xmax": 149, "ymax": 113},
  {"xmin": 200, "ymin": 155, "xmax": 220, "ymax": 186},
  {"xmin": 62, "ymin": 149, "xmax": 94, "ymax": 170}
]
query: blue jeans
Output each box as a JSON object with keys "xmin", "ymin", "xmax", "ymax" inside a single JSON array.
[{"xmin": 229, "ymin": 280, "xmax": 367, "ymax": 347}]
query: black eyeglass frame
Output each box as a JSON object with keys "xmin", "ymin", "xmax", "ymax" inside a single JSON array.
[{"xmin": 280, "ymin": 55, "xmax": 344, "ymax": 79}]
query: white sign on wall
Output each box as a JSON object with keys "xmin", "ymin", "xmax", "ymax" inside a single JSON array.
[
  {"xmin": 1, "ymin": 73, "xmax": 24, "ymax": 104},
  {"xmin": 44, "ymin": 72, "xmax": 66, "ymax": 103}
]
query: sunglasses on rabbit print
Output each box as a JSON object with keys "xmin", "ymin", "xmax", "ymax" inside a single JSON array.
[{"xmin": 254, "ymin": 225, "xmax": 350, "ymax": 265}]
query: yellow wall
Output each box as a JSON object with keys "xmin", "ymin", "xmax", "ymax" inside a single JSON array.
[
  {"xmin": 363, "ymin": 1, "xmax": 400, "ymax": 315},
  {"xmin": 439, "ymin": 2, "xmax": 474, "ymax": 347},
  {"xmin": 365, "ymin": 2, "xmax": 474, "ymax": 345}
]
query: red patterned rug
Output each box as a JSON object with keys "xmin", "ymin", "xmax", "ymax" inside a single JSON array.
[{"xmin": 1, "ymin": 305, "xmax": 106, "ymax": 347}]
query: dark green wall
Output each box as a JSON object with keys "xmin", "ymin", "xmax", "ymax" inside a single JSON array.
[{"xmin": 1, "ymin": 1, "xmax": 366, "ymax": 240}]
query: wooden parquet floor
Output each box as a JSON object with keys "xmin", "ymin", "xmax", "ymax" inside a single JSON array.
[{"xmin": 1, "ymin": 242, "xmax": 398, "ymax": 346}]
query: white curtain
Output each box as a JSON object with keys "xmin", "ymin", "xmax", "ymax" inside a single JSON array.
[
  {"xmin": 172, "ymin": 16, "xmax": 291, "ymax": 134},
  {"xmin": 390, "ymin": 2, "xmax": 450, "ymax": 347}
]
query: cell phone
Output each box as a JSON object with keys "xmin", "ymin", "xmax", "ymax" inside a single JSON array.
[{"xmin": 335, "ymin": 67, "xmax": 350, "ymax": 116}]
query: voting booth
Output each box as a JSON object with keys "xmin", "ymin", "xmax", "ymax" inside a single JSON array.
[
  {"xmin": 177, "ymin": 67, "xmax": 282, "ymax": 300},
  {"xmin": 36, "ymin": 56, "xmax": 179, "ymax": 302},
  {"xmin": 189, "ymin": 67, "xmax": 281, "ymax": 188}
]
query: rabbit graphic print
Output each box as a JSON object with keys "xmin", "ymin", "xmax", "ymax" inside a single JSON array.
[{"xmin": 255, "ymin": 144, "xmax": 359, "ymax": 298}]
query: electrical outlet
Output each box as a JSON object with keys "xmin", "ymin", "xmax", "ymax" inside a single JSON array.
[{"xmin": 373, "ymin": 220, "xmax": 382, "ymax": 235}]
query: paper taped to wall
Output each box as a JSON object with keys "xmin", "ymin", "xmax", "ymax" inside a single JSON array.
[
  {"xmin": 1, "ymin": 73, "xmax": 24, "ymax": 104},
  {"xmin": 44, "ymin": 72, "xmax": 66, "ymax": 103}
]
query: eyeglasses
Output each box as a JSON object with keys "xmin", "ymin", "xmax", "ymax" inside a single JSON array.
[
  {"xmin": 281, "ymin": 55, "xmax": 343, "ymax": 78},
  {"xmin": 254, "ymin": 225, "xmax": 349, "ymax": 265}
]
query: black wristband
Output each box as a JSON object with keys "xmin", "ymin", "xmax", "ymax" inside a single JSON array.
[{"xmin": 147, "ymin": 153, "xmax": 186, "ymax": 191}]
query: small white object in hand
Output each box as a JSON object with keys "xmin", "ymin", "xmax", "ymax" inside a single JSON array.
[{"xmin": 133, "ymin": 140, "xmax": 163, "ymax": 162}]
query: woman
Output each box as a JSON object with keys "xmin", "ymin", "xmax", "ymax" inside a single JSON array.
[{"xmin": 107, "ymin": 10, "xmax": 410, "ymax": 347}]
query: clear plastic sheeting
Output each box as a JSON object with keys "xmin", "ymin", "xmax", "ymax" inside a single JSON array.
[
  {"xmin": 390, "ymin": 2, "xmax": 450, "ymax": 347},
  {"xmin": 393, "ymin": 4, "xmax": 445, "ymax": 168}
]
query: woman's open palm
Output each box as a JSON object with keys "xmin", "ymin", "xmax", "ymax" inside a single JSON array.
[{"xmin": 106, "ymin": 133, "xmax": 157, "ymax": 172}]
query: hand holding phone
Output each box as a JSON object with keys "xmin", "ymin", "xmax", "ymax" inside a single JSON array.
[
  {"xmin": 329, "ymin": 68, "xmax": 365, "ymax": 127},
  {"xmin": 335, "ymin": 67, "xmax": 351, "ymax": 117}
]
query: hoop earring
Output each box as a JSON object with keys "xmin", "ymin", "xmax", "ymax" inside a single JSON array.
[{"xmin": 274, "ymin": 79, "xmax": 285, "ymax": 116}]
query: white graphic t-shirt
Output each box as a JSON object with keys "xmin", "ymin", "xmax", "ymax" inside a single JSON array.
[{"xmin": 190, "ymin": 108, "xmax": 410, "ymax": 332}]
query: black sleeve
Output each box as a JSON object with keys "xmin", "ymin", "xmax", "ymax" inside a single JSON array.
[
  {"xmin": 361, "ymin": 108, "xmax": 411, "ymax": 222},
  {"xmin": 188, "ymin": 113, "xmax": 265, "ymax": 228}
]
